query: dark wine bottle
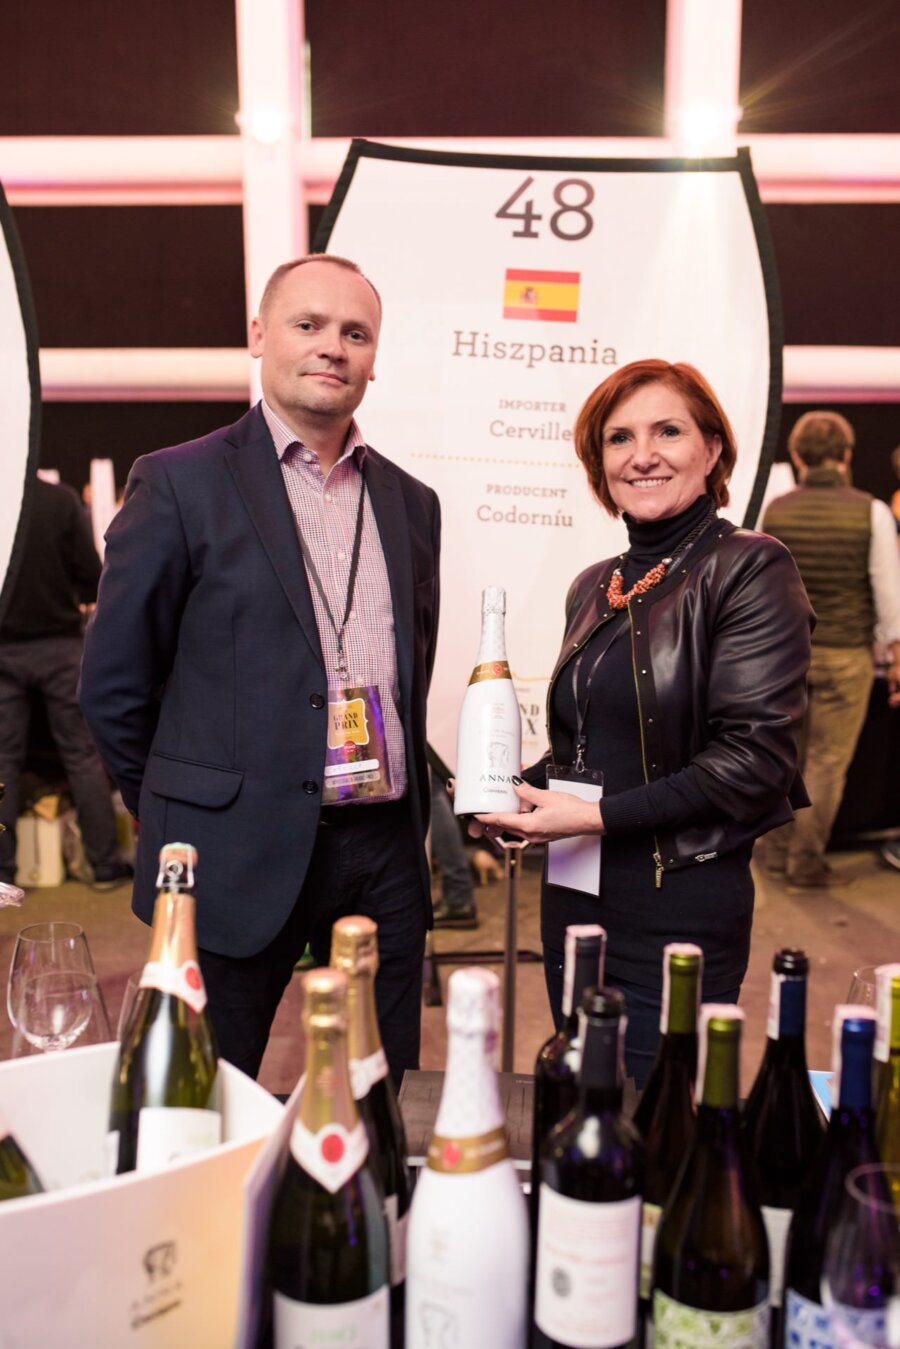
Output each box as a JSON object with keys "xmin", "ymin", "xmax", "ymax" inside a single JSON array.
[
  {"xmin": 0, "ymin": 1109, "xmax": 43, "ymax": 1202},
  {"xmin": 782, "ymin": 1005, "xmax": 882, "ymax": 1347},
  {"xmin": 533, "ymin": 987, "xmax": 643, "ymax": 1349},
  {"xmin": 874, "ymin": 964, "xmax": 900, "ymax": 1212},
  {"xmin": 267, "ymin": 967, "xmax": 389, "ymax": 1347},
  {"xmin": 107, "ymin": 843, "xmax": 220, "ymax": 1174},
  {"xmin": 741, "ymin": 948, "xmax": 827, "ymax": 1339},
  {"xmin": 632, "ymin": 942, "xmax": 702, "ymax": 1311},
  {"xmin": 652, "ymin": 1006, "xmax": 769, "ymax": 1347},
  {"xmin": 331, "ymin": 915, "xmax": 411, "ymax": 1332},
  {"xmin": 531, "ymin": 924, "xmax": 607, "ymax": 1211}
]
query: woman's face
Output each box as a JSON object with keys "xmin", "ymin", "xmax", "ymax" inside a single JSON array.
[{"xmin": 601, "ymin": 381, "xmax": 722, "ymax": 522}]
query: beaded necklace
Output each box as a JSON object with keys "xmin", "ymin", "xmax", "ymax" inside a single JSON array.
[{"xmin": 606, "ymin": 501, "xmax": 715, "ymax": 610}]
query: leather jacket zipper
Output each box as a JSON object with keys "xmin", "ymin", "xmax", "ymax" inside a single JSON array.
[{"xmin": 627, "ymin": 603, "xmax": 664, "ymax": 889}]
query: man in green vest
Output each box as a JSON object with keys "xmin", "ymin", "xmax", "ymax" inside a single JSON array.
[{"xmin": 762, "ymin": 411, "xmax": 900, "ymax": 887}]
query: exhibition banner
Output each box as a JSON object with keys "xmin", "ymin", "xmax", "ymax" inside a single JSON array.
[
  {"xmin": 317, "ymin": 142, "xmax": 782, "ymax": 770},
  {"xmin": 0, "ymin": 182, "xmax": 40, "ymax": 626}
]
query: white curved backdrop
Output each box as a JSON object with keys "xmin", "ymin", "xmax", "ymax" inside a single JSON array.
[
  {"xmin": 319, "ymin": 142, "xmax": 782, "ymax": 769},
  {"xmin": 0, "ymin": 182, "xmax": 39, "ymax": 625}
]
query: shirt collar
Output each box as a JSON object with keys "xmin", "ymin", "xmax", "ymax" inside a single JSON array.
[{"xmin": 260, "ymin": 398, "xmax": 368, "ymax": 467}]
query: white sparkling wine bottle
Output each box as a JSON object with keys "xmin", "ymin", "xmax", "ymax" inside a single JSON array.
[
  {"xmin": 107, "ymin": 843, "xmax": 221, "ymax": 1174},
  {"xmin": 267, "ymin": 967, "xmax": 389, "ymax": 1349},
  {"xmin": 406, "ymin": 968, "xmax": 529, "ymax": 1349},
  {"xmin": 453, "ymin": 586, "xmax": 522, "ymax": 815}
]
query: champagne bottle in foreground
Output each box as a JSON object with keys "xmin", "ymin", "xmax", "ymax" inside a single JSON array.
[
  {"xmin": 268, "ymin": 967, "xmax": 389, "ymax": 1348},
  {"xmin": 781, "ymin": 1006, "xmax": 880, "ymax": 1349},
  {"xmin": 874, "ymin": 963, "xmax": 900, "ymax": 1211},
  {"xmin": 331, "ymin": 917, "xmax": 411, "ymax": 1317},
  {"xmin": 531, "ymin": 924, "xmax": 607, "ymax": 1222},
  {"xmin": 107, "ymin": 843, "xmax": 220, "ymax": 1174},
  {"xmin": 453, "ymin": 586, "xmax": 522, "ymax": 815},
  {"xmin": 533, "ymin": 987, "xmax": 643, "ymax": 1349},
  {"xmin": 406, "ymin": 968, "xmax": 528, "ymax": 1348},
  {"xmin": 632, "ymin": 942, "xmax": 702, "ymax": 1311},
  {"xmin": 652, "ymin": 1006, "xmax": 769, "ymax": 1348},
  {"xmin": 0, "ymin": 1107, "xmax": 44, "ymax": 1202},
  {"xmin": 741, "ymin": 948, "xmax": 827, "ymax": 1336}
]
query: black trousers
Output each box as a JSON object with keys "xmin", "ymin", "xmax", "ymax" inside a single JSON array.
[
  {"xmin": 198, "ymin": 798, "xmax": 428, "ymax": 1088},
  {"xmin": 0, "ymin": 635, "xmax": 120, "ymax": 882}
]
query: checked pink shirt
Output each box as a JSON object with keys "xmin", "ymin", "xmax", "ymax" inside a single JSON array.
[{"xmin": 262, "ymin": 399, "xmax": 406, "ymax": 801}]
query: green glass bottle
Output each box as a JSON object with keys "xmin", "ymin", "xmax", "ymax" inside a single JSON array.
[
  {"xmin": 107, "ymin": 842, "xmax": 220, "ymax": 1174},
  {"xmin": 267, "ymin": 967, "xmax": 389, "ymax": 1348},
  {"xmin": 331, "ymin": 915, "xmax": 411, "ymax": 1333},
  {"xmin": 652, "ymin": 1006, "xmax": 769, "ymax": 1347},
  {"xmin": 0, "ymin": 1108, "xmax": 43, "ymax": 1202},
  {"xmin": 632, "ymin": 943, "xmax": 701, "ymax": 1311},
  {"xmin": 874, "ymin": 963, "xmax": 900, "ymax": 1212}
]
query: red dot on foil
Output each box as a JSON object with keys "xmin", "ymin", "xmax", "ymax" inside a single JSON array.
[
  {"xmin": 443, "ymin": 1142, "xmax": 462, "ymax": 1169},
  {"xmin": 321, "ymin": 1132, "xmax": 345, "ymax": 1164},
  {"xmin": 185, "ymin": 966, "xmax": 202, "ymax": 990}
]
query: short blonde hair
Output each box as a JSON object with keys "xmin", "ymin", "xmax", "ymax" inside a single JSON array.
[
  {"xmin": 788, "ymin": 411, "xmax": 855, "ymax": 467},
  {"xmin": 257, "ymin": 254, "xmax": 382, "ymax": 321}
]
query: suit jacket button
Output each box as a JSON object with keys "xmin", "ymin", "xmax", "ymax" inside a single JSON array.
[
  {"xmin": 303, "ymin": 780, "xmax": 319, "ymax": 794},
  {"xmin": 309, "ymin": 693, "xmax": 325, "ymax": 709}
]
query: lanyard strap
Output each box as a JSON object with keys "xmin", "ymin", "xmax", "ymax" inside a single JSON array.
[
  {"xmin": 295, "ymin": 468, "xmax": 367, "ymax": 677},
  {"xmin": 570, "ymin": 613, "xmax": 627, "ymax": 771}
]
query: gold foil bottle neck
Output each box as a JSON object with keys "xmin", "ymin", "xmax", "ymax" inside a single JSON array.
[
  {"xmin": 300, "ymin": 968, "xmax": 358, "ymax": 1133},
  {"xmin": 303, "ymin": 967, "xmax": 349, "ymax": 1033},
  {"xmin": 331, "ymin": 915, "xmax": 379, "ymax": 976}
]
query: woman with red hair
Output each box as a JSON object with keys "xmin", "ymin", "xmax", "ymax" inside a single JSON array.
[{"xmin": 477, "ymin": 359, "xmax": 813, "ymax": 1085}]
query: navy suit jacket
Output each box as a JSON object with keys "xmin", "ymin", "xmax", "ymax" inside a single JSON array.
[{"xmin": 80, "ymin": 405, "xmax": 440, "ymax": 956}]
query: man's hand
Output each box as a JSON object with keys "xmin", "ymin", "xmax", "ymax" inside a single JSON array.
[{"xmin": 475, "ymin": 779, "xmax": 605, "ymax": 845}]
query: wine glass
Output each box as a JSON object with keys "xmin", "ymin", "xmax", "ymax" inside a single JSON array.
[
  {"xmin": 0, "ymin": 883, "xmax": 24, "ymax": 908},
  {"xmin": 11, "ymin": 971, "xmax": 112, "ymax": 1054},
  {"xmin": 847, "ymin": 966, "xmax": 879, "ymax": 1008},
  {"xmin": 7, "ymin": 922, "xmax": 96, "ymax": 1033},
  {"xmin": 115, "ymin": 970, "xmax": 142, "ymax": 1041},
  {"xmin": 821, "ymin": 1163, "xmax": 900, "ymax": 1348}
]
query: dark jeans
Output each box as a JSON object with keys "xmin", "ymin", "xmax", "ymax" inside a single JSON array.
[
  {"xmin": 542, "ymin": 944, "xmax": 740, "ymax": 1090},
  {"xmin": 198, "ymin": 799, "xmax": 427, "ymax": 1088},
  {"xmin": 429, "ymin": 772, "xmax": 474, "ymax": 912},
  {"xmin": 0, "ymin": 635, "xmax": 120, "ymax": 882}
]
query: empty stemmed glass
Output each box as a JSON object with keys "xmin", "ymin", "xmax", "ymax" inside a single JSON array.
[
  {"xmin": 821, "ymin": 1163, "xmax": 900, "ymax": 1348},
  {"xmin": 7, "ymin": 922, "xmax": 109, "ymax": 1052},
  {"xmin": 848, "ymin": 966, "xmax": 880, "ymax": 1010}
]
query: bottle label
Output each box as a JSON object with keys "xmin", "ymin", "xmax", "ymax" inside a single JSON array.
[
  {"xmin": 767, "ymin": 971, "xmax": 783, "ymax": 1040},
  {"xmin": 289, "ymin": 1119, "xmax": 369, "ymax": 1194},
  {"xmin": 384, "ymin": 1192, "xmax": 408, "ymax": 1287},
  {"xmin": 784, "ymin": 1289, "xmax": 833, "ymax": 1347},
  {"xmin": 653, "ymin": 1290, "xmax": 768, "ymax": 1347},
  {"xmin": 427, "ymin": 1126, "xmax": 509, "ymax": 1174},
  {"xmin": 272, "ymin": 1284, "xmax": 388, "ymax": 1348},
  {"xmin": 468, "ymin": 660, "xmax": 511, "ymax": 685},
  {"xmin": 349, "ymin": 1047, "xmax": 389, "ymax": 1100},
  {"xmin": 640, "ymin": 1200, "xmax": 662, "ymax": 1300},
  {"xmin": 140, "ymin": 959, "xmax": 207, "ymax": 1015},
  {"xmin": 535, "ymin": 1187, "xmax": 640, "ymax": 1347},
  {"xmin": 760, "ymin": 1204, "xmax": 793, "ymax": 1308},
  {"xmin": 133, "ymin": 1106, "xmax": 222, "ymax": 1172}
]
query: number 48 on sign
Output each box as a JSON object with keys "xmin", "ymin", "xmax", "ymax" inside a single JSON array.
[{"xmin": 495, "ymin": 177, "xmax": 595, "ymax": 242}]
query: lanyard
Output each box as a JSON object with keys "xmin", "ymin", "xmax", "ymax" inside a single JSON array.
[
  {"xmin": 295, "ymin": 468, "xmax": 367, "ymax": 678},
  {"xmin": 570, "ymin": 613, "xmax": 628, "ymax": 772}
]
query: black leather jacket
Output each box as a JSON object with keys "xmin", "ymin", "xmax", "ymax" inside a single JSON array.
[{"xmin": 533, "ymin": 517, "xmax": 814, "ymax": 878}]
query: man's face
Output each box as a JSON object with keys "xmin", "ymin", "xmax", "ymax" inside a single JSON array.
[{"xmin": 249, "ymin": 261, "xmax": 380, "ymax": 434}]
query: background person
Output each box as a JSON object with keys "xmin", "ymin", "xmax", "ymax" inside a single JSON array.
[
  {"xmin": 762, "ymin": 411, "xmax": 900, "ymax": 886},
  {"xmin": 475, "ymin": 360, "xmax": 813, "ymax": 1086},
  {"xmin": 0, "ymin": 476, "xmax": 131, "ymax": 890},
  {"xmin": 80, "ymin": 254, "xmax": 441, "ymax": 1085}
]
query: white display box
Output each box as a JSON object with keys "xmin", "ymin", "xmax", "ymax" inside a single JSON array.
[
  {"xmin": 0, "ymin": 1042, "xmax": 284, "ymax": 1348},
  {"xmin": 14, "ymin": 813, "xmax": 65, "ymax": 888}
]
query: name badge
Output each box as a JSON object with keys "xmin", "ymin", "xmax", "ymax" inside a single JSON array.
[{"xmin": 324, "ymin": 684, "xmax": 392, "ymax": 804}]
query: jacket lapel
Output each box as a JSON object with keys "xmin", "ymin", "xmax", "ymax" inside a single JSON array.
[
  {"xmin": 223, "ymin": 412, "xmax": 323, "ymax": 666},
  {"xmin": 365, "ymin": 452, "xmax": 414, "ymax": 706}
]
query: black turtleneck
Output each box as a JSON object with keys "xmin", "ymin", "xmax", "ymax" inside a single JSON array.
[{"xmin": 546, "ymin": 492, "xmax": 753, "ymax": 994}]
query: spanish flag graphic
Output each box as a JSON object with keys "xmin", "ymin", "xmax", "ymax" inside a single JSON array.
[{"xmin": 502, "ymin": 268, "xmax": 580, "ymax": 323}]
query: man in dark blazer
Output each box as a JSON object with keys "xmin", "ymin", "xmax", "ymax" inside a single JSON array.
[{"xmin": 80, "ymin": 255, "xmax": 440, "ymax": 1082}]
